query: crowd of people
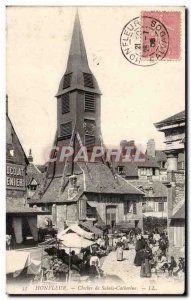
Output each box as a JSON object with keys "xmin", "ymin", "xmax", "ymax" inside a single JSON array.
[
  {"xmin": 35, "ymin": 229, "xmax": 185, "ymax": 283},
  {"xmin": 133, "ymin": 230, "xmax": 185, "ymax": 278}
]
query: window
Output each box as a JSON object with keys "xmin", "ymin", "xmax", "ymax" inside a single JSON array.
[
  {"xmin": 60, "ymin": 121, "xmax": 72, "ymax": 139},
  {"xmin": 117, "ymin": 166, "xmax": 124, "ymax": 175},
  {"xmin": 133, "ymin": 202, "xmax": 136, "ymax": 214},
  {"xmin": 85, "ymin": 92, "xmax": 95, "ymax": 111},
  {"xmin": 83, "ymin": 73, "xmax": 94, "ymax": 88},
  {"xmin": 30, "ymin": 185, "xmax": 37, "ymax": 191},
  {"xmin": 86, "ymin": 203, "xmax": 97, "ymax": 218},
  {"xmin": 158, "ymin": 202, "xmax": 164, "ymax": 212},
  {"xmin": 62, "ymin": 93, "xmax": 70, "ymax": 114},
  {"xmin": 63, "ymin": 73, "xmax": 72, "ymax": 89},
  {"xmin": 178, "ymin": 161, "xmax": 184, "ymax": 170},
  {"xmin": 161, "ymin": 161, "xmax": 166, "ymax": 169},
  {"xmin": 85, "ymin": 135, "xmax": 95, "ymax": 148}
]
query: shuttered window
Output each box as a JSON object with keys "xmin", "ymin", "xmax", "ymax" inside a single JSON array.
[
  {"xmin": 83, "ymin": 73, "xmax": 94, "ymax": 88},
  {"xmin": 85, "ymin": 135, "xmax": 95, "ymax": 147},
  {"xmin": 60, "ymin": 121, "xmax": 72, "ymax": 139},
  {"xmin": 63, "ymin": 73, "xmax": 72, "ymax": 89},
  {"xmin": 85, "ymin": 92, "xmax": 95, "ymax": 111},
  {"xmin": 62, "ymin": 93, "xmax": 70, "ymax": 114}
]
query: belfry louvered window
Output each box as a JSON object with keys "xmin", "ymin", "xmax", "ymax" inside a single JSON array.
[
  {"xmin": 62, "ymin": 93, "xmax": 70, "ymax": 114},
  {"xmin": 83, "ymin": 73, "xmax": 94, "ymax": 88},
  {"xmin": 60, "ymin": 121, "xmax": 72, "ymax": 139},
  {"xmin": 85, "ymin": 92, "xmax": 95, "ymax": 112},
  {"xmin": 63, "ymin": 73, "xmax": 72, "ymax": 89},
  {"xmin": 85, "ymin": 135, "xmax": 95, "ymax": 147}
]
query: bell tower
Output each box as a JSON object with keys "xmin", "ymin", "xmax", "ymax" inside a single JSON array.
[{"xmin": 55, "ymin": 11, "xmax": 102, "ymax": 150}]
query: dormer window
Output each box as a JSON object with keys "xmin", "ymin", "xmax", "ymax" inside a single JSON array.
[
  {"xmin": 83, "ymin": 73, "xmax": 94, "ymax": 88},
  {"xmin": 85, "ymin": 92, "xmax": 95, "ymax": 112},
  {"xmin": 63, "ymin": 73, "xmax": 72, "ymax": 89},
  {"xmin": 137, "ymin": 185, "xmax": 144, "ymax": 193},
  {"xmin": 117, "ymin": 166, "xmax": 124, "ymax": 175}
]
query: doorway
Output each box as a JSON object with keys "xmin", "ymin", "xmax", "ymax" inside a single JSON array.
[{"xmin": 106, "ymin": 205, "xmax": 117, "ymax": 227}]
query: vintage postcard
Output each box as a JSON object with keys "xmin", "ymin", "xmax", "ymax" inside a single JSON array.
[{"xmin": 6, "ymin": 6, "xmax": 185, "ymax": 295}]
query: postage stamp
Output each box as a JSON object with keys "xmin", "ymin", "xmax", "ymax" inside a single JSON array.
[
  {"xmin": 141, "ymin": 11, "xmax": 181, "ymax": 61},
  {"xmin": 120, "ymin": 11, "xmax": 181, "ymax": 66}
]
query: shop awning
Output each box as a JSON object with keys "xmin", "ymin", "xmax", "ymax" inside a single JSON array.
[
  {"xmin": 143, "ymin": 212, "xmax": 167, "ymax": 218},
  {"xmin": 87, "ymin": 201, "xmax": 97, "ymax": 208}
]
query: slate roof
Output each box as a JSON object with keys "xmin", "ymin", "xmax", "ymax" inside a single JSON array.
[
  {"xmin": 29, "ymin": 175, "xmax": 84, "ymax": 204},
  {"xmin": 26, "ymin": 163, "xmax": 45, "ymax": 186},
  {"xmin": 129, "ymin": 180, "xmax": 168, "ymax": 198},
  {"xmin": 79, "ymin": 162, "xmax": 143, "ymax": 195},
  {"xmin": 28, "ymin": 161, "xmax": 143, "ymax": 204},
  {"xmin": 113, "ymin": 162, "xmax": 139, "ymax": 178},
  {"xmin": 35, "ymin": 164, "xmax": 48, "ymax": 173},
  {"xmin": 6, "ymin": 114, "xmax": 28, "ymax": 165},
  {"xmin": 155, "ymin": 111, "xmax": 185, "ymax": 128},
  {"xmin": 6, "ymin": 197, "xmax": 48, "ymax": 215},
  {"xmin": 113, "ymin": 154, "xmax": 160, "ymax": 178}
]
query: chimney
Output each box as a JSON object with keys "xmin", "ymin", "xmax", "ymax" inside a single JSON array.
[
  {"xmin": 28, "ymin": 149, "xmax": 33, "ymax": 163},
  {"xmin": 147, "ymin": 139, "xmax": 155, "ymax": 157},
  {"xmin": 120, "ymin": 140, "xmax": 136, "ymax": 157}
]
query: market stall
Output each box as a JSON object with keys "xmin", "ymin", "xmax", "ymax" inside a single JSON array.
[
  {"xmin": 58, "ymin": 232, "xmax": 96, "ymax": 254},
  {"xmin": 57, "ymin": 224, "xmax": 94, "ymax": 240}
]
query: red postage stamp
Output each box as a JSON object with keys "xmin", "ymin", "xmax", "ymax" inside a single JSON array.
[{"xmin": 141, "ymin": 11, "xmax": 181, "ymax": 61}]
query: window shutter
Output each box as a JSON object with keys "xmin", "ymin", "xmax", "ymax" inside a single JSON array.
[
  {"xmin": 63, "ymin": 73, "xmax": 72, "ymax": 89},
  {"xmin": 85, "ymin": 92, "xmax": 95, "ymax": 111},
  {"xmin": 85, "ymin": 135, "xmax": 95, "ymax": 147},
  {"xmin": 62, "ymin": 93, "xmax": 70, "ymax": 114},
  {"xmin": 60, "ymin": 121, "xmax": 72, "ymax": 139},
  {"xmin": 83, "ymin": 73, "xmax": 94, "ymax": 88}
]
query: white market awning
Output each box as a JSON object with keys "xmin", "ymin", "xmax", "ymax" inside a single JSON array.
[
  {"xmin": 57, "ymin": 224, "xmax": 94, "ymax": 240},
  {"xmin": 58, "ymin": 233, "xmax": 96, "ymax": 254},
  {"xmin": 6, "ymin": 251, "xmax": 30, "ymax": 276}
]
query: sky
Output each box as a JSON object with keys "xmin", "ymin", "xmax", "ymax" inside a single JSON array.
[{"xmin": 6, "ymin": 6, "xmax": 185, "ymax": 164}]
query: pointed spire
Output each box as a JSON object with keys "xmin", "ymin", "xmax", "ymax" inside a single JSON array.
[
  {"xmin": 66, "ymin": 10, "xmax": 90, "ymax": 73},
  {"xmin": 56, "ymin": 9, "xmax": 101, "ymax": 96}
]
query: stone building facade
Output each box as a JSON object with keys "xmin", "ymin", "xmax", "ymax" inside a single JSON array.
[
  {"xmin": 6, "ymin": 107, "xmax": 47, "ymax": 247},
  {"xmin": 155, "ymin": 111, "xmax": 185, "ymax": 259},
  {"xmin": 113, "ymin": 139, "xmax": 168, "ymax": 219}
]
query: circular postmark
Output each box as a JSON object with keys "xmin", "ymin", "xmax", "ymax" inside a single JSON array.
[{"xmin": 120, "ymin": 16, "xmax": 169, "ymax": 66}]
